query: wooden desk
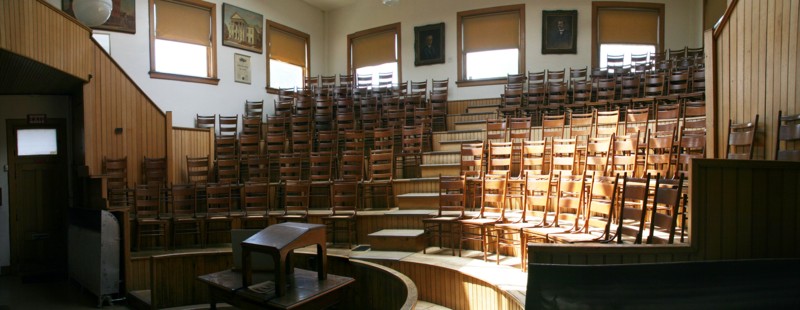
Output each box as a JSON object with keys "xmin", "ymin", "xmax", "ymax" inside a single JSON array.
[{"xmin": 199, "ymin": 268, "xmax": 354, "ymax": 310}]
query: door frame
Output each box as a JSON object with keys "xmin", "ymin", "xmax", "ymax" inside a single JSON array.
[{"xmin": 6, "ymin": 118, "xmax": 68, "ymax": 270}]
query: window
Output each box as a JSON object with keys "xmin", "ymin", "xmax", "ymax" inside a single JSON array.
[
  {"xmin": 592, "ymin": 2, "xmax": 664, "ymax": 68},
  {"xmin": 348, "ymin": 23, "xmax": 401, "ymax": 87},
  {"xmin": 457, "ymin": 5, "xmax": 525, "ymax": 87},
  {"xmin": 149, "ymin": 0, "xmax": 218, "ymax": 85},
  {"xmin": 266, "ymin": 20, "xmax": 310, "ymax": 92},
  {"xmin": 17, "ymin": 129, "xmax": 58, "ymax": 156}
]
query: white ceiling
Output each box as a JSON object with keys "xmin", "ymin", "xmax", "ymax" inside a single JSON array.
[{"xmin": 302, "ymin": 0, "xmax": 359, "ymax": 11}]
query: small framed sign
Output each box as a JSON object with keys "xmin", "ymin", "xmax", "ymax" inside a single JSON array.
[{"xmin": 234, "ymin": 53, "xmax": 251, "ymax": 84}]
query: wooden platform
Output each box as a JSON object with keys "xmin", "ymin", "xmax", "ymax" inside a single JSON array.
[{"xmin": 368, "ymin": 229, "xmax": 426, "ymax": 252}]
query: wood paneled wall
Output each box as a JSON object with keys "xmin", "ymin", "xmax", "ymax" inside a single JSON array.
[
  {"xmin": 171, "ymin": 127, "xmax": 214, "ymax": 184},
  {"xmin": 710, "ymin": 0, "xmax": 800, "ymax": 159},
  {"xmin": 0, "ymin": 0, "xmax": 92, "ymax": 82},
  {"xmin": 528, "ymin": 159, "xmax": 800, "ymax": 266},
  {"xmin": 447, "ymin": 98, "xmax": 502, "ymax": 114}
]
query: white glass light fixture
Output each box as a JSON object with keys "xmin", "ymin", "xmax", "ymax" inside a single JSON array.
[
  {"xmin": 382, "ymin": 0, "xmax": 399, "ymax": 6},
  {"xmin": 73, "ymin": 0, "xmax": 113, "ymax": 27}
]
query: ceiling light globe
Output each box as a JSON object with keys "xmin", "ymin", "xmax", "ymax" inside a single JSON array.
[{"xmin": 73, "ymin": 0, "xmax": 113, "ymax": 27}]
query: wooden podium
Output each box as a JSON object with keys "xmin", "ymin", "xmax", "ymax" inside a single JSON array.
[{"xmin": 198, "ymin": 223, "xmax": 354, "ymax": 309}]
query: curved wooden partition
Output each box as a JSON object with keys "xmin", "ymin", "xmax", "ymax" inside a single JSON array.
[{"xmin": 128, "ymin": 250, "xmax": 418, "ymax": 310}]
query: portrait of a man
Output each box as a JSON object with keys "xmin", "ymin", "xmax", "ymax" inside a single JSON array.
[
  {"xmin": 415, "ymin": 23, "xmax": 445, "ymax": 66},
  {"xmin": 542, "ymin": 10, "xmax": 577, "ymax": 54}
]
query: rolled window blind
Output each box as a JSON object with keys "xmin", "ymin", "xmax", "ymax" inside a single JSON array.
[
  {"xmin": 352, "ymin": 30, "xmax": 396, "ymax": 69},
  {"xmin": 598, "ymin": 8, "xmax": 659, "ymax": 45},
  {"xmin": 155, "ymin": 0, "xmax": 211, "ymax": 46},
  {"xmin": 463, "ymin": 11, "xmax": 520, "ymax": 53},
  {"xmin": 270, "ymin": 28, "xmax": 306, "ymax": 67}
]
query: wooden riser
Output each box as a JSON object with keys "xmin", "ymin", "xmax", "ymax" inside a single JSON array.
[
  {"xmin": 466, "ymin": 106, "xmax": 500, "ymax": 114},
  {"xmin": 455, "ymin": 121, "xmax": 488, "ymax": 131},
  {"xmin": 396, "ymin": 193, "xmax": 439, "ymax": 210},
  {"xmin": 368, "ymin": 229, "xmax": 426, "ymax": 252},
  {"xmin": 421, "ymin": 164, "xmax": 461, "ymax": 177},
  {"xmin": 437, "ymin": 140, "xmax": 482, "ymax": 152},
  {"xmin": 446, "ymin": 112, "xmax": 496, "ymax": 131},
  {"xmin": 422, "ymin": 151, "xmax": 459, "ymax": 164},
  {"xmin": 392, "ymin": 178, "xmax": 438, "ymax": 196}
]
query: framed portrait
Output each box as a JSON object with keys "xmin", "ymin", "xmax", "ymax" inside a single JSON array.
[
  {"xmin": 234, "ymin": 54, "xmax": 251, "ymax": 84},
  {"xmin": 62, "ymin": 0, "xmax": 136, "ymax": 34},
  {"xmin": 542, "ymin": 10, "xmax": 577, "ymax": 54},
  {"xmin": 414, "ymin": 22, "xmax": 445, "ymax": 66},
  {"xmin": 222, "ymin": 3, "xmax": 264, "ymax": 54}
]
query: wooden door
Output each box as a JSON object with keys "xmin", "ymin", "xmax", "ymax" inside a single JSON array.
[{"xmin": 6, "ymin": 119, "xmax": 68, "ymax": 276}]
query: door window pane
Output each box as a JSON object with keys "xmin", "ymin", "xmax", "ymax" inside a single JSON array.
[{"xmin": 17, "ymin": 129, "xmax": 57, "ymax": 156}]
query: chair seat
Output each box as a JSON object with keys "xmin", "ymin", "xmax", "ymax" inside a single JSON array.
[
  {"xmin": 548, "ymin": 231, "xmax": 606, "ymax": 243},
  {"xmin": 322, "ymin": 214, "xmax": 355, "ymax": 220},
  {"xmin": 137, "ymin": 218, "xmax": 167, "ymax": 224},
  {"xmin": 494, "ymin": 221, "xmax": 541, "ymax": 230},
  {"xmin": 460, "ymin": 218, "xmax": 500, "ymax": 226},
  {"xmin": 523, "ymin": 226, "xmax": 571, "ymax": 238},
  {"xmin": 422, "ymin": 216, "xmax": 461, "ymax": 223}
]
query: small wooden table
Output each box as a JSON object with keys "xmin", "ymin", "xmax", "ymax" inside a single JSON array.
[{"xmin": 199, "ymin": 268, "xmax": 354, "ymax": 310}]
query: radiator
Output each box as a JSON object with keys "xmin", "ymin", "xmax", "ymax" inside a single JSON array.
[{"xmin": 68, "ymin": 208, "xmax": 121, "ymax": 307}]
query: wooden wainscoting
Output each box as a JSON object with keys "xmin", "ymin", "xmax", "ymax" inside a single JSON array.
[{"xmin": 170, "ymin": 127, "xmax": 215, "ymax": 184}]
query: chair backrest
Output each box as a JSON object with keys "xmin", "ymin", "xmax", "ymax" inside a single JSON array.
[
  {"xmin": 134, "ymin": 183, "xmax": 162, "ymax": 219},
  {"xmin": 508, "ymin": 117, "xmax": 532, "ymax": 142},
  {"xmin": 460, "ymin": 143, "xmax": 484, "ymax": 178},
  {"xmin": 330, "ymin": 180, "xmax": 358, "ymax": 216},
  {"xmin": 438, "ymin": 175, "xmax": 466, "ymax": 218},
  {"xmin": 367, "ymin": 149, "xmax": 394, "ymax": 182},
  {"xmin": 569, "ymin": 111, "xmax": 594, "ymax": 139},
  {"xmin": 507, "ymin": 73, "xmax": 526, "ymax": 85},
  {"xmin": 546, "ymin": 81, "xmax": 568, "ymax": 105},
  {"xmin": 309, "ymin": 152, "xmax": 333, "ymax": 183},
  {"xmin": 726, "ymin": 115, "xmax": 759, "ymax": 160},
  {"xmin": 170, "ymin": 183, "xmax": 196, "ymax": 219},
  {"xmin": 595, "ymin": 78, "xmax": 616, "ymax": 102},
  {"xmin": 278, "ymin": 153, "xmax": 303, "ymax": 182},
  {"xmin": 611, "ymin": 133, "xmax": 640, "ymax": 177},
  {"xmin": 618, "ymin": 75, "xmax": 640, "ymax": 99},
  {"xmin": 242, "ymin": 181, "xmax": 269, "ymax": 216},
  {"xmin": 216, "ymin": 157, "xmax": 240, "ymax": 184},
  {"xmin": 691, "ymin": 66, "xmax": 706, "ymax": 93},
  {"xmin": 542, "ymin": 114, "xmax": 566, "ymax": 140},
  {"xmin": 186, "ymin": 155, "xmax": 210, "ymax": 184},
  {"xmin": 143, "ymin": 156, "xmax": 167, "ymax": 186},
  {"xmin": 644, "ymin": 130, "xmax": 674, "ymax": 178},
  {"xmin": 479, "ymin": 173, "xmax": 508, "ymax": 219},
  {"xmin": 339, "ymin": 151, "xmax": 364, "ymax": 181},
  {"xmin": 606, "ymin": 54, "xmax": 624, "ymax": 73},
  {"xmin": 103, "ymin": 156, "xmax": 128, "ymax": 189},
  {"xmin": 594, "ymin": 109, "xmax": 620, "ymax": 137},
  {"xmin": 283, "ymin": 180, "xmax": 310, "ymax": 217},
  {"xmin": 343, "ymin": 129, "xmax": 365, "ymax": 154},
  {"xmin": 245, "ymin": 100, "xmax": 264, "ymax": 118},
  {"xmin": 488, "ymin": 141, "xmax": 513, "ymax": 175},
  {"xmin": 655, "ymin": 102, "xmax": 680, "ymax": 135},
  {"xmin": 624, "ymin": 107, "xmax": 650, "ymax": 136},
  {"xmin": 775, "ymin": 111, "xmax": 800, "ymax": 161},
  {"xmin": 196, "ymin": 114, "xmax": 215, "ymax": 130},
  {"xmin": 206, "ymin": 183, "xmax": 231, "ymax": 216},
  {"xmin": 647, "ymin": 175, "xmax": 684, "ymax": 244},
  {"xmin": 552, "ymin": 174, "xmax": 585, "ymax": 231},
  {"xmin": 522, "ymin": 171, "xmax": 552, "ymax": 225},
  {"xmin": 521, "ymin": 140, "xmax": 547, "ymax": 176},
  {"xmin": 241, "ymin": 116, "xmax": 262, "ymax": 138},
  {"xmin": 214, "ymin": 135, "xmax": 237, "ymax": 159},
  {"xmin": 682, "ymin": 100, "xmax": 706, "ymax": 134},
  {"xmin": 675, "ymin": 129, "xmax": 706, "ymax": 178},
  {"xmin": 584, "ymin": 136, "xmax": 612, "ymax": 178},
  {"xmin": 571, "ymin": 80, "xmax": 592, "ymax": 105},
  {"xmin": 580, "ymin": 174, "xmax": 619, "ymax": 239},
  {"xmin": 615, "ymin": 173, "xmax": 651, "ymax": 244},
  {"xmin": 551, "ymin": 138, "xmax": 577, "ymax": 176},
  {"xmin": 244, "ymin": 154, "xmax": 269, "ymax": 182},
  {"xmin": 642, "ymin": 72, "xmax": 666, "ymax": 97},
  {"xmin": 410, "ymin": 80, "xmax": 428, "ymax": 100},
  {"xmin": 401, "ymin": 126, "xmax": 423, "ymax": 155},
  {"xmin": 486, "ymin": 118, "xmax": 507, "ymax": 142},
  {"xmin": 238, "ymin": 133, "xmax": 261, "ymax": 160},
  {"xmin": 218, "ymin": 115, "xmax": 238, "ymax": 136},
  {"xmin": 372, "ymin": 127, "xmax": 394, "ymax": 151},
  {"xmin": 667, "ymin": 70, "xmax": 690, "ymax": 95}
]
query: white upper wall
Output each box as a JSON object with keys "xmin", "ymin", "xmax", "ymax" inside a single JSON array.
[
  {"xmin": 324, "ymin": 0, "xmax": 702, "ymax": 100},
  {"xmin": 46, "ymin": 0, "xmax": 326, "ymax": 128}
]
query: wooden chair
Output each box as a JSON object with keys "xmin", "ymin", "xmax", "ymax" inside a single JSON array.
[
  {"xmin": 682, "ymin": 100, "xmax": 707, "ymax": 134},
  {"xmin": 460, "ymin": 142, "xmax": 484, "ymax": 211},
  {"xmin": 675, "ymin": 129, "xmax": 706, "ymax": 179},
  {"xmin": 568, "ymin": 66, "xmax": 588, "ymax": 90},
  {"xmin": 611, "ymin": 133, "xmax": 640, "ymax": 177},
  {"xmin": 647, "ymin": 175, "xmax": 684, "ymax": 244},
  {"xmin": 551, "ymin": 138, "xmax": 577, "ymax": 177},
  {"xmin": 568, "ymin": 111, "xmax": 594, "ymax": 168},
  {"xmin": 372, "ymin": 127, "xmax": 394, "ymax": 152},
  {"xmin": 584, "ymin": 136, "xmax": 613, "ymax": 178},
  {"xmin": 413, "ymin": 107, "xmax": 433, "ymax": 151},
  {"xmin": 322, "ymin": 180, "xmax": 359, "ymax": 248},
  {"xmin": 643, "ymin": 130, "xmax": 674, "ymax": 178},
  {"xmin": 215, "ymin": 157, "xmax": 239, "ymax": 185},
  {"xmin": 499, "ymin": 86, "xmax": 524, "ymax": 118},
  {"xmin": 103, "ymin": 156, "xmax": 131, "ymax": 208},
  {"xmin": 142, "ymin": 156, "xmax": 167, "ymax": 187},
  {"xmin": 430, "ymin": 79, "xmax": 449, "ymax": 131},
  {"xmin": 134, "ymin": 183, "xmax": 168, "ymax": 251},
  {"xmin": 544, "ymin": 81, "xmax": 568, "ymax": 115},
  {"xmin": 240, "ymin": 181, "xmax": 270, "ymax": 229},
  {"xmin": 593, "ymin": 77, "xmax": 616, "ymax": 111},
  {"xmin": 486, "ymin": 118, "xmax": 507, "ymax": 143},
  {"xmin": 396, "ymin": 126, "xmax": 423, "ymax": 178},
  {"xmin": 362, "ymin": 149, "xmax": 394, "ymax": 209},
  {"xmin": 423, "ymin": 175, "xmax": 466, "ymax": 255},
  {"xmin": 339, "ymin": 150, "xmax": 364, "ymax": 183},
  {"xmin": 241, "ymin": 116, "xmax": 261, "ymax": 138},
  {"xmin": 594, "ymin": 109, "xmax": 620, "ymax": 138},
  {"xmin": 615, "ymin": 173, "xmax": 651, "ymax": 244},
  {"xmin": 196, "ymin": 114, "xmax": 216, "ymax": 130},
  {"xmin": 342, "ymin": 129, "xmax": 365, "ymax": 155},
  {"xmin": 309, "ymin": 152, "xmax": 333, "ymax": 209},
  {"xmin": 170, "ymin": 183, "xmax": 202, "ymax": 248},
  {"xmin": 214, "ymin": 135, "xmax": 237, "ymax": 160},
  {"xmin": 244, "ymin": 154, "xmax": 269, "ymax": 183},
  {"xmin": 606, "ymin": 54, "xmax": 625, "ymax": 74},
  {"xmin": 459, "ymin": 173, "xmax": 508, "ymax": 261},
  {"xmin": 654, "ymin": 102, "xmax": 681, "ymax": 135},
  {"xmin": 522, "ymin": 174, "xmax": 586, "ymax": 245},
  {"xmin": 204, "ymin": 183, "xmax": 233, "ymax": 245},
  {"xmin": 524, "ymin": 79, "xmax": 546, "ymax": 124},
  {"xmin": 238, "ymin": 133, "xmax": 261, "ymax": 181},
  {"xmin": 218, "ymin": 115, "xmax": 238, "ymax": 137},
  {"xmin": 186, "ymin": 156, "xmax": 211, "ymax": 185},
  {"xmin": 541, "ymin": 113, "xmax": 566, "ymax": 141},
  {"xmin": 494, "ymin": 171, "xmax": 551, "ymax": 270},
  {"xmin": 274, "ymin": 180, "xmax": 310, "ymax": 223},
  {"xmin": 775, "ymin": 111, "xmax": 800, "ymax": 161},
  {"xmin": 508, "ymin": 117, "xmax": 532, "ymax": 176},
  {"xmin": 487, "ymin": 141, "xmax": 513, "ymax": 176},
  {"xmin": 548, "ymin": 174, "xmax": 620, "ymax": 244},
  {"xmin": 726, "ymin": 115, "xmax": 759, "ymax": 160},
  {"xmin": 567, "ymin": 80, "xmax": 592, "ymax": 113}
]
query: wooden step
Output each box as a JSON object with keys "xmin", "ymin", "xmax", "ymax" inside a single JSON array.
[
  {"xmin": 446, "ymin": 112, "xmax": 496, "ymax": 130},
  {"xmin": 422, "ymin": 151, "xmax": 459, "ymax": 165},
  {"xmin": 454, "ymin": 120, "xmax": 488, "ymax": 131},
  {"xmin": 466, "ymin": 104, "xmax": 500, "ymax": 114},
  {"xmin": 436, "ymin": 139, "xmax": 483, "ymax": 152},
  {"xmin": 392, "ymin": 177, "xmax": 438, "ymax": 196},
  {"xmin": 368, "ymin": 229, "xmax": 426, "ymax": 252},
  {"xmin": 396, "ymin": 192, "xmax": 439, "ymax": 210},
  {"xmin": 421, "ymin": 163, "xmax": 461, "ymax": 177}
]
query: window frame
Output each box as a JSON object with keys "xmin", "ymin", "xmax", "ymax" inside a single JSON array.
[
  {"xmin": 265, "ymin": 20, "xmax": 311, "ymax": 94},
  {"xmin": 347, "ymin": 22, "xmax": 402, "ymax": 85},
  {"xmin": 148, "ymin": 0, "xmax": 219, "ymax": 85},
  {"xmin": 456, "ymin": 4, "xmax": 526, "ymax": 87},
  {"xmin": 591, "ymin": 2, "xmax": 665, "ymax": 69}
]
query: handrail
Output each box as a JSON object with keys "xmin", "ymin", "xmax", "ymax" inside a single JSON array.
[{"xmin": 712, "ymin": 0, "xmax": 739, "ymax": 39}]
